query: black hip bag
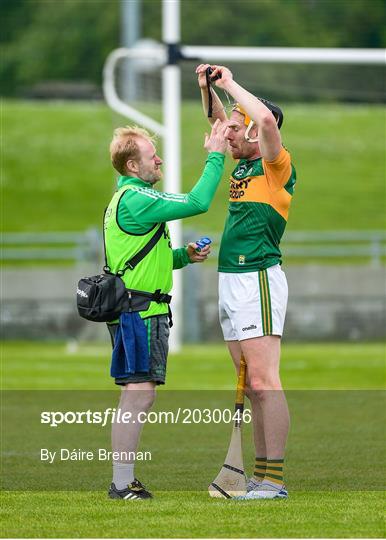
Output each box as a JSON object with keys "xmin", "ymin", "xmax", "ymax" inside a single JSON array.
[{"xmin": 77, "ymin": 218, "xmax": 171, "ymax": 323}]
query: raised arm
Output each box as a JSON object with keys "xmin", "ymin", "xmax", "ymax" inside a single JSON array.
[
  {"xmin": 210, "ymin": 65, "xmax": 282, "ymax": 162},
  {"xmin": 196, "ymin": 64, "xmax": 228, "ymax": 126},
  {"xmin": 118, "ymin": 121, "xmax": 229, "ymax": 233}
]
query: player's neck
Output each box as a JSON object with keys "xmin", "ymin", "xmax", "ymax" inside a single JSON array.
[{"xmin": 245, "ymin": 151, "xmax": 261, "ymax": 162}]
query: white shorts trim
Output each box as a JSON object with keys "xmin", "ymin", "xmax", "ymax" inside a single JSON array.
[{"xmin": 218, "ymin": 265, "xmax": 288, "ymax": 341}]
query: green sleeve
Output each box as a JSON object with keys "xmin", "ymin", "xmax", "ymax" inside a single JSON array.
[
  {"xmin": 117, "ymin": 152, "xmax": 225, "ymax": 233},
  {"xmin": 172, "ymin": 247, "xmax": 190, "ymax": 270}
]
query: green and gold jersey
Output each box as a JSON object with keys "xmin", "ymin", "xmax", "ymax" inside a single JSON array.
[{"xmin": 218, "ymin": 147, "xmax": 296, "ymax": 272}]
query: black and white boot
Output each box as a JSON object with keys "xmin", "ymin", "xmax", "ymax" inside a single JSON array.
[{"xmin": 108, "ymin": 479, "xmax": 153, "ymax": 500}]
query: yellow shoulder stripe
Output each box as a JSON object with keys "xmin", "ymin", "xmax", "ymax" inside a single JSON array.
[{"xmin": 262, "ymin": 147, "xmax": 291, "ymax": 190}]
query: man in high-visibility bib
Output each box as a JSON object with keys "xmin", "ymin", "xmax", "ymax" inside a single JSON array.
[{"xmin": 106, "ymin": 120, "xmax": 228, "ymax": 500}]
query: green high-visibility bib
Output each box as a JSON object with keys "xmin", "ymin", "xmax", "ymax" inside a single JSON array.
[{"xmin": 104, "ymin": 185, "xmax": 172, "ymax": 318}]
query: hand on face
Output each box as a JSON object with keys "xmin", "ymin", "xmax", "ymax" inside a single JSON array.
[
  {"xmin": 225, "ymin": 113, "xmax": 260, "ymax": 160},
  {"xmin": 204, "ymin": 119, "xmax": 229, "ymax": 154}
]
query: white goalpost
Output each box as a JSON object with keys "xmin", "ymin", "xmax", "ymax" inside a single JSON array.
[{"xmin": 103, "ymin": 0, "xmax": 385, "ymax": 352}]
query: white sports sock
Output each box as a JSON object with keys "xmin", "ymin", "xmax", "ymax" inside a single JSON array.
[
  {"xmin": 113, "ymin": 462, "xmax": 135, "ymax": 490},
  {"xmin": 111, "ymin": 387, "xmax": 155, "ymax": 491}
]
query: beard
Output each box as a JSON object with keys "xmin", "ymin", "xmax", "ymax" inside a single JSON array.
[
  {"xmin": 140, "ymin": 167, "xmax": 162, "ymax": 185},
  {"xmin": 231, "ymin": 141, "xmax": 260, "ymax": 160},
  {"xmin": 230, "ymin": 146, "xmax": 243, "ymax": 159}
]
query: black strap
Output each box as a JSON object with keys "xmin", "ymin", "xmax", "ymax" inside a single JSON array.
[
  {"xmin": 119, "ymin": 223, "xmax": 165, "ymax": 275},
  {"xmin": 103, "ymin": 207, "xmax": 166, "ymax": 277},
  {"xmin": 206, "ymin": 67, "xmax": 222, "ymax": 118},
  {"xmin": 206, "ymin": 68, "xmax": 214, "ymax": 118},
  {"xmin": 102, "ymin": 207, "xmax": 110, "ymax": 271},
  {"xmin": 151, "ymin": 288, "xmax": 172, "ymax": 304},
  {"xmin": 127, "ymin": 288, "xmax": 172, "ymax": 305}
]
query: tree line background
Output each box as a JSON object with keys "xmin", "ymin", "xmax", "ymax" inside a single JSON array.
[{"xmin": 1, "ymin": 0, "xmax": 385, "ymax": 102}]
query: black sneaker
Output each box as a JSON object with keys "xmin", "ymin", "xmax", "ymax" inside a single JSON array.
[{"xmin": 108, "ymin": 479, "xmax": 153, "ymax": 500}]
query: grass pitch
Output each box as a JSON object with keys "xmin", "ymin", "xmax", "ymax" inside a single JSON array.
[
  {"xmin": 2, "ymin": 100, "xmax": 385, "ymax": 233},
  {"xmin": 2, "ymin": 341, "xmax": 385, "ymax": 390},
  {"xmin": 1, "ymin": 341, "xmax": 385, "ymax": 538},
  {"xmin": 2, "ymin": 491, "xmax": 384, "ymax": 538}
]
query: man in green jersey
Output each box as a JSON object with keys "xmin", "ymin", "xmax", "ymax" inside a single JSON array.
[
  {"xmin": 196, "ymin": 64, "xmax": 296, "ymax": 500},
  {"xmin": 106, "ymin": 121, "xmax": 228, "ymax": 500}
]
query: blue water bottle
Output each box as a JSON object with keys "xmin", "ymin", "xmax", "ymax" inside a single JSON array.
[{"xmin": 195, "ymin": 236, "xmax": 212, "ymax": 252}]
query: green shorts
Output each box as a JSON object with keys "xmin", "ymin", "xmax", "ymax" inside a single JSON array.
[{"xmin": 107, "ymin": 314, "xmax": 170, "ymax": 386}]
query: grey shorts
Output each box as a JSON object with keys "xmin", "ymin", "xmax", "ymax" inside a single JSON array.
[{"xmin": 107, "ymin": 314, "xmax": 170, "ymax": 386}]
